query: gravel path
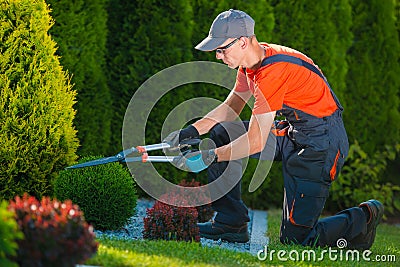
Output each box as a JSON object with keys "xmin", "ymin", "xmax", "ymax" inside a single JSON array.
[
  {"xmin": 94, "ymin": 199, "xmax": 154, "ymax": 240},
  {"xmin": 94, "ymin": 199, "xmax": 255, "ymax": 254}
]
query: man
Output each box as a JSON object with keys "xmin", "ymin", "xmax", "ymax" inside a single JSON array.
[{"xmin": 164, "ymin": 9, "xmax": 383, "ymax": 249}]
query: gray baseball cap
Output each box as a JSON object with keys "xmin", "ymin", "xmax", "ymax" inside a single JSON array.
[{"xmin": 195, "ymin": 9, "xmax": 255, "ymax": 51}]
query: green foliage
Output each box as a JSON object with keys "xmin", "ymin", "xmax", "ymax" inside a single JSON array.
[
  {"xmin": 242, "ymin": 160, "xmax": 284, "ymax": 210},
  {"xmin": 270, "ymin": 0, "xmax": 352, "ymax": 104},
  {"xmin": 8, "ymin": 194, "xmax": 98, "ymax": 267},
  {"xmin": 106, "ymin": 0, "xmax": 195, "ymax": 154},
  {"xmin": 328, "ymin": 141, "xmax": 400, "ymax": 216},
  {"xmin": 0, "ymin": 0, "xmax": 79, "ymax": 200},
  {"xmin": 0, "ymin": 201, "xmax": 22, "ymax": 267},
  {"xmin": 130, "ymin": 0, "xmax": 194, "ymax": 146},
  {"xmin": 178, "ymin": 179, "xmax": 214, "ymax": 223},
  {"xmin": 48, "ymin": 0, "xmax": 112, "ymax": 155},
  {"xmin": 113, "ymin": 0, "xmax": 201, "ymax": 185},
  {"xmin": 106, "ymin": 0, "xmax": 141, "ymax": 151},
  {"xmin": 54, "ymin": 156, "xmax": 138, "ymax": 230},
  {"xmin": 3, "ymin": 0, "xmax": 400, "ymax": 212},
  {"xmin": 190, "ymin": 0, "xmax": 221, "ymax": 62},
  {"xmin": 143, "ymin": 192, "xmax": 200, "ymax": 242},
  {"xmin": 344, "ymin": 0, "xmax": 400, "ymax": 154}
]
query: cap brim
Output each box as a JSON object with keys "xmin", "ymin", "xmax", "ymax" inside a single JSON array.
[{"xmin": 195, "ymin": 36, "xmax": 228, "ymax": 51}]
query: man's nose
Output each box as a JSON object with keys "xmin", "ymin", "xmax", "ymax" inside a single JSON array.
[{"xmin": 216, "ymin": 52, "xmax": 223, "ymax": 60}]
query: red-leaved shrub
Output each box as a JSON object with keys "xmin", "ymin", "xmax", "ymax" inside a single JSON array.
[
  {"xmin": 143, "ymin": 191, "xmax": 199, "ymax": 242},
  {"xmin": 8, "ymin": 194, "xmax": 98, "ymax": 267},
  {"xmin": 178, "ymin": 179, "xmax": 214, "ymax": 223}
]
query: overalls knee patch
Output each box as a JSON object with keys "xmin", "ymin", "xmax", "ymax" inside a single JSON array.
[{"xmin": 289, "ymin": 179, "xmax": 330, "ymax": 228}]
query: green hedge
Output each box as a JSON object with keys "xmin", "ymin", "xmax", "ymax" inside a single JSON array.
[
  {"xmin": 0, "ymin": 0, "xmax": 78, "ymax": 200},
  {"xmin": 270, "ymin": 0, "xmax": 352, "ymax": 105},
  {"xmin": 48, "ymin": 0, "xmax": 112, "ymax": 156},
  {"xmin": 106, "ymin": 0, "xmax": 141, "ymax": 151},
  {"xmin": 344, "ymin": 0, "xmax": 400, "ymax": 154},
  {"xmin": 3, "ymin": 0, "xmax": 399, "ymax": 210}
]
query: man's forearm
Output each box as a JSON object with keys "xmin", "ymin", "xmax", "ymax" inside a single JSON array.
[
  {"xmin": 192, "ymin": 90, "xmax": 250, "ymax": 135},
  {"xmin": 214, "ymin": 112, "xmax": 275, "ymax": 161},
  {"xmin": 192, "ymin": 102, "xmax": 240, "ymax": 135}
]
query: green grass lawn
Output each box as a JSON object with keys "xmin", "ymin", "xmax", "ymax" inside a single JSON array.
[{"xmin": 85, "ymin": 209, "xmax": 400, "ymax": 267}]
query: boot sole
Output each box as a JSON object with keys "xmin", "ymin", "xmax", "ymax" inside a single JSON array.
[{"xmin": 200, "ymin": 232, "xmax": 249, "ymax": 243}]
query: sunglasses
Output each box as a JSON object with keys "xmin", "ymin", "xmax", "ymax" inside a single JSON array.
[{"xmin": 216, "ymin": 38, "xmax": 240, "ymax": 54}]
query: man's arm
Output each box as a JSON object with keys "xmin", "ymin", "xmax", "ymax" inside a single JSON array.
[
  {"xmin": 192, "ymin": 90, "xmax": 252, "ymax": 135},
  {"xmin": 215, "ymin": 111, "xmax": 276, "ymax": 161}
]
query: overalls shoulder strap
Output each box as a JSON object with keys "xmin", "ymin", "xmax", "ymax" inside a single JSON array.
[{"xmin": 260, "ymin": 54, "xmax": 343, "ymax": 111}]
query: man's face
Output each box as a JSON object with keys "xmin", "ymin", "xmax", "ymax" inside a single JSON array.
[{"xmin": 215, "ymin": 38, "xmax": 243, "ymax": 69}]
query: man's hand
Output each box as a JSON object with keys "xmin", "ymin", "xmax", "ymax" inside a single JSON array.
[
  {"xmin": 173, "ymin": 149, "xmax": 217, "ymax": 173},
  {"xmin": 163, "ymin": 125, "xmax": 199, "ymax": 148}
]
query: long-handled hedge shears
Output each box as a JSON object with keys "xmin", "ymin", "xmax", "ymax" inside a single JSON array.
[{"xmin": 65, "ymin": 139, "xmax": 200, "ymax": 169}]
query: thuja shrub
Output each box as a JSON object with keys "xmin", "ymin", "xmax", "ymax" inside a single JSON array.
[
  {"xmin": 178, "ymin": 179, "xmax": 214, "ymax": 223},
  {"xmin": 328, "ymin": 142, "xmax": 400, "ymax": 215},
  {"xmin": 0, "ymin": 201, "xmax": 23, "ymax": 267},
  {"xmin": 54, "ymin": 156, "xmax": 137, "ymax": 230},
  {"xmin": 143, "ymin": 192, "xmax": 199, "ymax": 242},
  {"xmin": 0, "ymin": 0, "xmax": 78, "ymax": 200},
  {"xmin": 8, "ymin": 194, "xmax": 98, "ymax": 267}
]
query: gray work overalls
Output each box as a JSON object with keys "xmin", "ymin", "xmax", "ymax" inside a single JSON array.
[{"xmin": 208, "ymin": 55, "xmax": 368, "ymax": 247}]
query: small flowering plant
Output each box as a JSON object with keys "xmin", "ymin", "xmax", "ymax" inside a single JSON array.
[
  {"xmin": 143, "ymin": 191, "xmax": 200, "ymax": 242},
  {"xmin": 143, "ymin": 179, "xmax": 216, "ymax": 242},
  {"xmin": 178, "ymin": 179, "xmax": 214, "ymax": 223},
  {"xmin": 8, "ymin": 194, "xmax": 98, "ymax": 267}
]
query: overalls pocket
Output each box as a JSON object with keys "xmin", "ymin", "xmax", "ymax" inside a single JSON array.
[
  {"xmin": 289, "ymin": 180, "xmax": 330, "ymax": 228},
  {"xmin": 286, "ymin": 147, "xmax": 328, "ymax": 181}
]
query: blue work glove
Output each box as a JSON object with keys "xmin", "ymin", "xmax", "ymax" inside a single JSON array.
[
  {"xmin": 173, "ymin": 149, "xmax": 217, "ymax": 173},
  {"xmin": 163, "ymin": 125, "xmax": 199, "ymax": 148}
]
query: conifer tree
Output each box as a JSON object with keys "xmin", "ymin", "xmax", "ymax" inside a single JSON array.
[
  {"xmin": 106, "ymin": 0, "xmax": 141, "ymax": 151},
  {"xmin": 270, "ymin": 0, "xmax": 352, "ymax": 103},
  {"xmin": 48, "ymin": 0, "xmax": 112, "ymax": 155},
  {"xmin": 0, "ymin": 0, "xmax": 78, "ymax": 200},
  {"xmin": 345, "ymin": 0, "xmax": 400, "ymax": 152}
]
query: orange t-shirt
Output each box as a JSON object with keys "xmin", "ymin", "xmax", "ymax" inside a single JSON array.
[{"xmin": 234, "ymin": 43, "xmax": 338, "ymax": 117}]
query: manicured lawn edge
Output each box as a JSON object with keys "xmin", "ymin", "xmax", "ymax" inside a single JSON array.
[{"xmin": 85, "ymin": 209, "xmax": 399, "ymax": 267}]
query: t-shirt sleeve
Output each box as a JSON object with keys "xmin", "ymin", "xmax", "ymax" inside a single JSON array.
[{"xmin": 252, "ymin": 68, "xmax": 287, "ymax": 115}]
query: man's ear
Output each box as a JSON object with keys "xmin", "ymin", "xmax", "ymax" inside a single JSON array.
[{"xmin": 240, "ymin": 37, "xmax": 248, "ymax": 49}]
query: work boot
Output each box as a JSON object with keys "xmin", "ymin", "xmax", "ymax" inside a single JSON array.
[
  {"xmin": 198, "ymin": 221, "xmax": 249, "ymax": 243},
  {"xmin": 351, "ymin": 199, "xmax": 384, "ymax": 250}
]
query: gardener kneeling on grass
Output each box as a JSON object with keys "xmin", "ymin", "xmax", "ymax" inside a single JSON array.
[{"xmin": 164, "ymin": 9, "xmax": 383, "ymax": 249}]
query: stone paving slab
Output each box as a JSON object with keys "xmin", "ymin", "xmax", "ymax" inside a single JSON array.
[{"xmin": 249, "ymin": 210, "xmax": 269, "ymax": 255}]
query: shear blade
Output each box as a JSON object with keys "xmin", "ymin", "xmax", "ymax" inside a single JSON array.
[{"xmin": 65, "ymin": 156, "xmax": 121, "ymax": 169}]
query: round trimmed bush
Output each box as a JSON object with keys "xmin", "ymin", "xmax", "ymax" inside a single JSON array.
[{"xmin": 54, "ymin": 156, "xmax": 137, "ymax": 230}]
